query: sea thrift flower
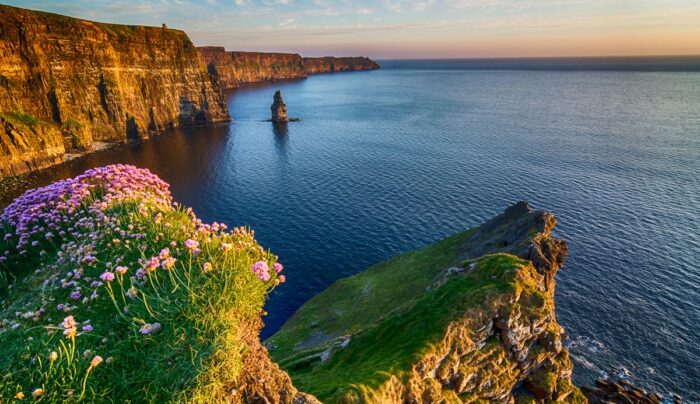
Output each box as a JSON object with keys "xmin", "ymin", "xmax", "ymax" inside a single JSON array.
[
  {"xmin": 279, "ymin": 275, "xmax": 286, "ymax": 283},
  {"xmin": 62, "ymin": 315, "xmax": 77, "ymax": 338},
  {"xmin": 161, "ymin": 257, "xmax": 177, "ymax": 270},
  {"xmin": 49, "ymin": 351, "xmax": 58, "ymax": 362},
  {"xmin": 185, "ymin": 239, "xmax": 199, "ymax": 253},
  {"xmin": 90, "ymin": 355, "xmax": 103, "ymax": 368},
  {"xmin": 115, "ymin": 266, "xmax": 128, "ymax": 275},
  {"xmin": 221, "ymin": 243, "xmax": 233, "ymax": 252},
  {"xmin": 144, "ymin": 257, "xmax": 160, "ymax": 273},
  {"xmin": 82, "ymin": 324, "xmax": 93, "ymax": 332},
  {"xmin": 100, "ymin": 271, "xmax": 115, "ymax": 282},
  {"xmin": 202, "ymin": 262, "xmax": 212, "ymax": 273},
  {"xmin": 126, "ymin": 287, "xmax": 138, "ymax": 299},
  {"xmin": 273, "ymin": 263, "xmax": 284, "ymax": 273},
  {"xmin": 252, "ymin": 261, "xmax": 271, "ymax": 281},
  {"xmin": 139, "ymin": 323, "xmax": 161, "ymax": 335},
  {"xmin": 70, "ymin": 291, "xmax": 81, "ymax": 300},
  {"xmin": 159, "ymin": 248, "xmax": 170, "ymax": 259}
]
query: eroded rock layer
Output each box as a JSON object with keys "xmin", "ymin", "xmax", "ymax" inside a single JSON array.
[{"xmin": 0, "ymin": 5, "xmax": 229, "ymax": 176}]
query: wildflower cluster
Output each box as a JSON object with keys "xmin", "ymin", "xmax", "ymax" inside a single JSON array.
[{"xmin": 0, "ymin": 165, "xmax": 286, "ymax": 401}]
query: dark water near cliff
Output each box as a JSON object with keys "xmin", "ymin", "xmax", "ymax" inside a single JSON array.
[{"xmin": 2, "ymin": 58, "xmax": 699, "ymax": 398}]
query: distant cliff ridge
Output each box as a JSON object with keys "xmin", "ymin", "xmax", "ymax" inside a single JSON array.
[
  {"xmin": 302, "ymin": 56, "xmax": 380, "ymax": 75},
  {"xmin": 0, "ymin": 5, "xmax": 229, "ymax": 177},
  {"xmin": 198, "ymin": 46, "xmax": 379, "ymax": 89}
]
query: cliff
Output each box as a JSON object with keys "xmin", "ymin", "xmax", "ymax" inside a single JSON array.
[
  {"xmin": 198, "ymin": 47, "xmax": 307, "ymax": 89},
  {"xmin": 268, "ymin": 201, "xmax": 586, "ymax": 402},
  {"xmin": 302, "ymin": 56, "xmax": 380, "ymax": 75},
  {"xmin": 198, "ymin": 47, "xmax": 379, "ymax": 89},
  {"xmin": 0, "ymin": 5, "xmax": 229, "ymax": 177}
]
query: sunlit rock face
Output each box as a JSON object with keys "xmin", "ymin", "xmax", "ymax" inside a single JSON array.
[
  {"xmin": 0, "ymin": 5, "xmax": 229, "ymax": 177},
  {"xmin": 198, "ymin": 47, "xmax": 380, "ymax": 90}
]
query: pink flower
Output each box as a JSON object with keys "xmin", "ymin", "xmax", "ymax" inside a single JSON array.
[
  {"xmin": 278, "ymin": 275, "xmax": 286, "ymax": 283},
  {"xmin": 221, "ymin": 243, "xmax": 233, "ymax": 252},
  {"xmin": 70, "ymin": 291, "xmax": 82, "ymax": 300},
  {"xmin": 144, "ymin": 257, "xmax": 160, "ymax": 272},
  {"xmin": 202, "ymin": 262, "xmax": 212, "ymax": 273},
  {"xmin": 115, "ymin": 266, "xmax": 128, "ymax": 275},
  {"xmin": 100, "ymin": 271, "xmax": 115, "ymax": 282},
  {"xmin": 159, "ymin": 248, "xmax": 170, "ymax": 259},
  {"xmin": 252, "ymin": 261, "xmax": 270, "ymax": 281},
  {"xmin": 185, "ymin": 239, "xmax": 199, "ymax": 253},
  {"xmin": 161, "ymin": 257, "xmax": 176, "ymax": 270},
  {"xmin": 273, "ymin": 263, "xmax": 283, "ymax": 273}
]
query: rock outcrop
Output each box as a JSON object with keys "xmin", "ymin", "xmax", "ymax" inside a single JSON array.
[
  {"xmin": 271, "ymin": 91, "xmax": 289, "ymax": 122},
  {"xmin": 198, "ymin": 47, "xmax": 379, "ymax": 90},
  {"xmin": 582, "ymin": 379, "xmax": 667, "ymax": 404},
  {"xmin": 0, "ymin": 5, "xmax": 229, "ymax": 177},
  {"xmin": 268, "ymin": 201, "xmax": 586, "ymax": 403}
]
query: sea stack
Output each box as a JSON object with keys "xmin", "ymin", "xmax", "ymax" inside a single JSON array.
[{"xmin": 271, "ymin": 90, "xmax": 289, "ymax": 122}]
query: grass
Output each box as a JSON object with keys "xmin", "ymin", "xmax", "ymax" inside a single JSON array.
[
  {"xmin": 279, "ymin": 255, "xmax": 526, "ymax": 401},
  {"xmin": 268, "ymin": 229, "xmax": 474, "ymax": 360},
  {"xmin": 0, "ymin": 166, "xmax": 283, "ymax": 402},
  {"xmin": 268, "ymin": 220, "xmax": 545, "ymax": 402},
  {"xmin": 0, "ymin": 110, "xmax": 44, "ymax": 128}
]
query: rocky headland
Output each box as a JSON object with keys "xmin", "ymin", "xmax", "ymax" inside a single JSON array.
[
  {"xmin": 0, "ymin": 5, "xmax": 229, "ymax": 177},
  {"xmin": 198, "ymin": 46, "xmax": 380, "ymax": 90}
]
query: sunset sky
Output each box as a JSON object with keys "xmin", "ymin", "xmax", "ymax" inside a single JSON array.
[{"xmin": 5, "ymin": 0, "xmax": 700, "ymax": 58}]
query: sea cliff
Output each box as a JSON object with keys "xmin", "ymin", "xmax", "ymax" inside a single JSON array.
[
  {"xmin": 198, "ymin": 46, "xmax": 379, "ymax": 89},
  {"xmin": 268, "ymin": 201, "xmax": 585, "ymax": 402},
  {"xmin": 0, "ymin": 5, "xmax": 229, "ymax": 177}
]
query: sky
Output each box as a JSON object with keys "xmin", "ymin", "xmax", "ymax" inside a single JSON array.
[{"xmin": 3, "ymin": 0, "xmax": 700, "ymax": 58}]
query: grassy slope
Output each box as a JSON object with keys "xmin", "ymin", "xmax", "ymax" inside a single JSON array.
[
  {"xmin": 0, "ymin": 169, "xmax": 282, "ymax": 402},
  {"xmin": 268, "ymin": 229, "xmax": 473, "ymax": 363},
  {"xmin": 268, "ymin": 226, "xmax": 554, "ymax": 401}
]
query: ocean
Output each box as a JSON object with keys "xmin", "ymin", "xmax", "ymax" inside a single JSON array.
[{"xmin": 1, "ymin": 58, "xmax": 699, "ymax": 398}]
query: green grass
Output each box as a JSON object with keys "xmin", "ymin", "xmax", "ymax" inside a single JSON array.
[
  {"xmin": 0, "ymin": 109, "xmax": 44, "ymax": 128},
  {"xmin": 0, "ymin": 197, "xmax": 281, "ymax": 401},
  {"xmin": 281, "ymin": 255, "xmax": 525, "ymax": 401},
  {"xmin": 268, "ymin": 221, "xmax": 538, "ymax": 402},
  {"xmin": 268, "ymin": 229, "xmax": 474, "ymax": 360}
]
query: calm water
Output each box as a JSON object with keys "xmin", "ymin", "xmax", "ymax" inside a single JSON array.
[{"xmin": 1, "ymin": 59, "xmax": 699, "ymax": 398}]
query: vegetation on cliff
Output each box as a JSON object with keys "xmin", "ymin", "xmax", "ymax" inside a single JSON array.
[
  {"xmin": 268, "ymin": 202, "xmax": 585, "ymax": 403},
  {"xmin": 0, "ymin": 165, "xmax": 313, "ymax": 402}
]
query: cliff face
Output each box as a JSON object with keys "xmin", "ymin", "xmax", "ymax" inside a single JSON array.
[
  {"xmin": 198, "ymin": 47, "xmax": 379, "ymax": 89},
  {"xmin": 199, "ymin": 46, "xmax": 307, "ymax": 89},
  {"xmin": 268, "ymin": 201, "xmax": 586, "ymax": 403},
  {"xmin": 0, "ymin": 5, "xmax": 229, "ymax": 177},
  {"xmin": 302, "ymin": 56, "xmax": 380, "ymax": 75}
]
